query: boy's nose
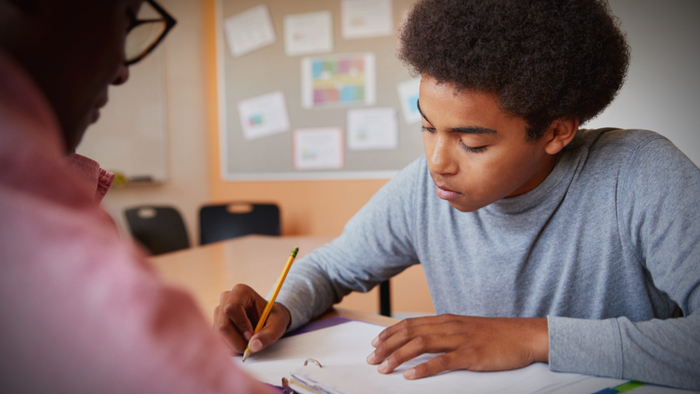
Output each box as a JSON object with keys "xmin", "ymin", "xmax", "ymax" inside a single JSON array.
[{"xmin": 427, "ymin": 135, "xmax": 458, "ymax": 175}]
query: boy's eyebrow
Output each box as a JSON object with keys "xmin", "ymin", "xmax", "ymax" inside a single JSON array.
[
  {"xmin": 417, "ymin": 99, "xmax": 498, "ymax": 135},
  {"xmin": 449, "ymin": 126, "xmax": 497, "ymax": 135},
  {"xmin": 417, "ymin": 99, "xmax": 432, "ymax": 124}
]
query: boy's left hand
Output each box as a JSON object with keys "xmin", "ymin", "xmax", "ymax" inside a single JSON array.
[{"xmin": 366, "ymin": 314, "xmax": 548, "ymax": 379}]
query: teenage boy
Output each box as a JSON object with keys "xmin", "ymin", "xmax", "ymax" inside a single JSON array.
[
  {"xmin": 0, "ymin": 0, "xmax": 273, "ymax": 392},
  {"xmin": 215, "ymin": 0, "xmax": 700, "ymax": 390}
]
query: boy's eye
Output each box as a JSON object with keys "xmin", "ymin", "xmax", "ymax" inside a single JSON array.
[
  {"xmin": 422, "ymin": 126, "xmax": 487, "ymax": 153},
  {"xmin": 461, "ymin": 142, "xmax": 487, "ymax": 153}
]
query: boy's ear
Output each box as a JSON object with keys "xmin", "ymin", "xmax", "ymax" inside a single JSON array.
[{"xmin": 543, "ymin": 118, "xmax": 579, "ymax": 155}]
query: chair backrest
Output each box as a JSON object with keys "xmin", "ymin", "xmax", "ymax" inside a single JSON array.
[
  {"xmin": 199, "ymin": 203, "xmax": 280, "ymax": 245},
  {"xmin": 124, "ymin": 205, "xmax": 190, "ymax": 255}
]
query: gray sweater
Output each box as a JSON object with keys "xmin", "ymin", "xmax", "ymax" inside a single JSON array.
[{"xmin": 275, "ymin": 128, "xmax": 700, "ymax": 390}]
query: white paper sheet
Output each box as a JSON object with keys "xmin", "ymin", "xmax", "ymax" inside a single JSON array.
[
  {"xmin": 397, "ymin": 78, "xmax": 422, "ymax": 124},
  {"xmin": 236, "ymin": 321, "xmax": 641, "ymax": 394},
  {"xmin": 237, "ymin": 91, "xmax": 290, "ymax": 140},
  {"xmin": 284, "ymin": 11, "xmax": 333, "ymax": 56},
  {"xmin": 346, "ymin": 107, "xmax": 398, "ymax": 150},
  {"xmin": 341, "ymin": 0, "xmax": 394, "ymax": 39},
  {"xmin": 224, "ymin": 4, "xmax": 276, "ymax": 57},
  {"xmin": 292, "ymin": 128, "xmax": 344, "ymax": 170},
  {"xmin": 301, "ymin": 53, "xmax": 376, "ymax": 108}
]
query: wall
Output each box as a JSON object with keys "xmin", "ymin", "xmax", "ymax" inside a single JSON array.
[
  {"xmin": 204, "ymin": 0, "xmax": 395, "ymax": 238},
  {"xmin": 203, "ymin": 0, "xmax": 434, "ymax": 315},
  {"xmin": 586, "ymin": 0, "xmax": 700, "ymax": 164},
  {"xmin": 94, "ymin": 0, "xmax": 211, "ymax": 246}
]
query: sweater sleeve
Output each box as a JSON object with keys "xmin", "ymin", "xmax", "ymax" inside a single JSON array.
[
  {"xmin": 549, "ymin": 134, "xmax": 700, "ymax": 391},
  {"xmin": 275, "ymin": 159, "xmax": 423, "ymax": 331}
]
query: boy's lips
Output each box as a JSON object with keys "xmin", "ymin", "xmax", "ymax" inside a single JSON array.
[{"xmin": 435, "ymin": 184, "xmax": 462, "ymax": 200}]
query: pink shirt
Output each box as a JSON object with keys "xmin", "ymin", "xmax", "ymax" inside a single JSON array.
[{"xmin": 0, "ymin": 50, "xmax": 274, "ymax": 394}]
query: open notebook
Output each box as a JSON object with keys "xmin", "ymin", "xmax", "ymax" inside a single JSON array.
[{"xmin": 234, "ymin": 318, "xmax": 691, "ymax": 394}]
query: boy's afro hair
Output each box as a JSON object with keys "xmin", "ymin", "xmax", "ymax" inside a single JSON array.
[{"xmin": 398, "ymin": 0, "xmax": 630, "ymax": 138}]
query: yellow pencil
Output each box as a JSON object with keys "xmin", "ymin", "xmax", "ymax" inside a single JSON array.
[{"xmin": 242, "ymin": 246, "xmax": 299, "ymax": 362}]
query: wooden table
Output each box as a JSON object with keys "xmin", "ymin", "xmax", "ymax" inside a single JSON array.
[
  {"xmin": 152, "ymin": 236, "xmax": 694, "ymax": 393},
  {"xmin": 150, "ymin": 234, "xmax": 398, "ymax": 326}
]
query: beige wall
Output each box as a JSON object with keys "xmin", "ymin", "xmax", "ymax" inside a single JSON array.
[{"xmin": 95, "ymin": 0, "xmax": 211, "ymax": 246}]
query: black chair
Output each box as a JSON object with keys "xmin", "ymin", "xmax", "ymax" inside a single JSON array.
[
  {"xmin": 124, "ymin": 205, "xmax": 190, "ymax": 255},
  {"xmin": 199, "ymin": 202, "xmax": 280, "ymax": 245},
  {"xmin": 379, "ymin": 281, "xmax": 391, "ymax": 317}
]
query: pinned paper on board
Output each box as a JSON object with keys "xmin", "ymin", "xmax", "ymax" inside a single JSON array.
[
  {"xmin": 341, "ymin": 0, "xmax": 394, "ymax": 39},
  {"xmin": 224, "ymin": 4, "xmax": 276, "ymax": 57},
  {"xmin": 397, "ymin": 78, "xmax": 421, "ymax": 125},
  {"xmin": 284, "ymin": 11, "xmax": 333, "ymax": 56},
  {"xmin": 293, "ymin": 128, "xmax": 345, "ymax": 170},
  {"xmin": 347, "ymin": 107, "xmax": 398, "ymax": 150},
  {"xmin": 301, "ymin": 53, "xmax": 376, "ymax": 108},
  {"xmin": 237, "ymin": 91, "xmax": 290, "ymax": 140}
]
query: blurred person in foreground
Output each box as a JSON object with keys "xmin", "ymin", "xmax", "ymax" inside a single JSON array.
[
  {"xmin": 0, "ymin": 0, "xmax": 273, "ymax": 392},
  {"xmin": 216, "ymin": 0, "xmax": 700, "ymax": 390}
]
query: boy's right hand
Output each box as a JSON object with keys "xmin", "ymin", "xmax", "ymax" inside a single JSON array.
[{"xmin": 214, "ymin": 284, "xmax": 291, "ymax": 355}]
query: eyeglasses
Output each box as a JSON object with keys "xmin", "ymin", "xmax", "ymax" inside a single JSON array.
[{"xmin": 125, "ymin": 0, "xmax": 176, "ymax": 65}]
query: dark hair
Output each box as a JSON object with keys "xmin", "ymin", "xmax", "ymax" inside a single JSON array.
[{"xmin": 398, "ymin": 0, "xmax": 630, "ymax": 139}]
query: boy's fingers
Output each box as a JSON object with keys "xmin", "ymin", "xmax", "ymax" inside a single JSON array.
[
  {"xmin": 226, "ymin": 303, "xmax": 255, "ymax": 341},
  {"xmin": 377, "ymin": 334, "xmax": 455, "ymax": 374},
  {"xmin": 405, "ymin": 353, "xmax": 460, "ymax": 380},
  {"xmin": 370, "ymin": 319, "xmax": 440, "ymax": 364},
  {"xmin": 373, "ymin": 316, "xmax": 442, "ymax": 347},
  {"xmin": 216, "ymin": 297, "xmax": 251, "ymax": 352},
  {"xmin": 215, "ymin": 285, "xmax": 264, "ymax": 353},
  {"xmin": 247, "ymin": 304, "xmax": 291, "ymax": 353}
]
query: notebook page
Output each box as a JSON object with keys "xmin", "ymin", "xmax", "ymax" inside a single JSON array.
[{"xmin": 234, "ymin": 320, "xmax": 626, "ymax": 394}]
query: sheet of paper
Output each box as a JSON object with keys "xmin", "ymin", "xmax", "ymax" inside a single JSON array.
[
  {"xmin": 224, "ymin": 4, "xmax": 276, "ymax": 57},
  {"xmin": 292, "ymin": 128, "xmax": 344, "ymax": 170},
  {"xmin": 236, "ymin": 320, "xmax": 632, "ymax": 394},
  {"xmin": 237, "ymin": 91, "xmax": 290, "ymax": 140},
  {"xmin": 284, "ymin": 11, "xmax": 333, "ymax": 56},
  {"xmin": 346, "ymin": 107, "xmax": 398, "ymax": 150},
  {"xmin": 397, "ymin": 78, "xmax": 421, "ymax": 124},
  {"xmin": 341, "ymin": 0, "xmax": 394, "ymax": 39},
  {"xmin": 301, "ymin": 53, "xmax": 376, "ymax": 108}
]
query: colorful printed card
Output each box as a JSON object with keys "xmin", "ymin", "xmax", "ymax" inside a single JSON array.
[
  {"xmin": 301, "ymin": 53, "xmax": 376, "ymax": 108},
  {"xmin": 293, "ymin": 128, "xmax": 345, "ymax": 170},
  {"xmin": 346, "ymin": 107, "xmax": 398, "ymax": 150},
  {"xmin": 397, "ymin": 78, "xmax": 421, "ymax": 124},
  {"xmin": 237, "ymin": 91, "xmax": 290, "ymax": 140}
]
